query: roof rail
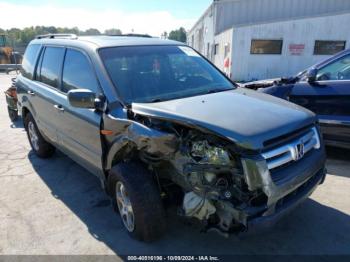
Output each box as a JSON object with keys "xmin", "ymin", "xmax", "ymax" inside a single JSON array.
[
  {"xmin": 36, "ymin": 34, "xmax": 78, "ymax": 40},
  {"xmin": 106, "ymin": 33, "xmax": 152, "ymax": 38}
]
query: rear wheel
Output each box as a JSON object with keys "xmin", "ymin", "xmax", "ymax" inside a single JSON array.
[
  {"xmin": 108, "ymin": 162, "xmax": 166, "ymax": 242},
  {"xmin": 25, "ymin": 113, "xmax": 55, "ymax": 158}
]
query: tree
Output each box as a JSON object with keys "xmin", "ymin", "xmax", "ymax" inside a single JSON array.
[
  {"xmin": 104, "ymin": 28, "xmax": 122, "ymax": 35},
  {"xmin": 161, "ymin": 31, "xmax": 168, "ymax": 39},
  {"xmin": 83, "ymin": 28, "xmax": 101, "ymax": 35},
  {"xmin": 168, "ymin": 27, "xmax": 187, "ymax": 43},
  {"xmin": 0, "ymin": 26, "xmax": 124, "ymax": 47},
  {"xmin": 6, "ymin": 28, "xmax": 23, "ymax": 46},
  {"xmin": 56, "ymin": 27, "xmax": 79, "ymax": 35},
  {"xmin": 21, "ymin": 27, "xmax": 36, "ymax": 44}
]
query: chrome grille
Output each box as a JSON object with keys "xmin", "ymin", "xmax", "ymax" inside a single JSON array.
[{"xmin": 262, "ymin": 127, "xmax": 321, "ymax": 170}]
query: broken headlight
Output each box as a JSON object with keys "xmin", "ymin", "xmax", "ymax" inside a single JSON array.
[{"xmin": 191, "ymin": 140, "xmax": 231, "ymax": 166}]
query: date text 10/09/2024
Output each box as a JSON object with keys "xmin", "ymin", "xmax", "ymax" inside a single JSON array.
[{"xmin": 127, "ymin": 256, "xmax": 220, "ymax": 261}]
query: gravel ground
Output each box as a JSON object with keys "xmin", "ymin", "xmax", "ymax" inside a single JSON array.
[{"xmin": 0, "ymin": 73, "xmax": 349, "ymax": 255}]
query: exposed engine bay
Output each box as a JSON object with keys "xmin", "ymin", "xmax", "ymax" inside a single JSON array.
[{"xmin": 105, "ymin": 112, "xmax": 273, "ymax": 236}]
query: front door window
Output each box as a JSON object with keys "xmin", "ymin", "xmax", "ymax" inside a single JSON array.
[{"xmin": 317, "ymin": 54, "xmax": 350, "ymax": 81}]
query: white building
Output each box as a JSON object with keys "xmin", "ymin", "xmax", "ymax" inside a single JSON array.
[{"xmin": 188, "ymin": 0, "xmax": 350, "ymax": 81}]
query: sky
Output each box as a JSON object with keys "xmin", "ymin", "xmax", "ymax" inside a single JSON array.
[{"xmin": 0, "ymin": 0, "xmax": 212, "ymax": 36}]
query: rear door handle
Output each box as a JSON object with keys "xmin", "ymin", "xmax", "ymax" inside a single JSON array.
[
  {"xmin": 27, "ymin": 90, "xmax": 35, "ymax": 96},
  {"xmin": 54, "ymin": 104, "xmax": 65, "ymax": 112}
]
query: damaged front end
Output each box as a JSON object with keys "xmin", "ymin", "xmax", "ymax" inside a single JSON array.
[
  {"xmin": 172, "ymin": 128, "xmax": 326, "ymax": 236},
  {"xmin": 104, "ymin": 105, "xmax": 326, "ymax": 237},
  {"xmin": 103, "ymin": 111, "xmax": 268, "ymax": 236},
  {"xmin": 164, "ymin": 131, "xmax": 266, "ymax": 236}
]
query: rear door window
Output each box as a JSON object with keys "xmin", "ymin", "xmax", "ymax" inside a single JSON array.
[
  {"xmin": 62, "ymin": 49, "xmax": 99, "ymax": 93},
  {"xmin": 21, "ymin": 44, "xmax": 41, "ymax": 79},
  {"xmin": 39, "ymin": 46, "xmax": 65, "ymax": 88}
]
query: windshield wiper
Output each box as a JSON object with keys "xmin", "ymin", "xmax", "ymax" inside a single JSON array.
[
  {"xmin": 149, "ymin": 98, "xmax": 166, "ymax": 103},
  {"xmin": 205, "ymin": 88, "xmax": 232, "ymax": 94}
]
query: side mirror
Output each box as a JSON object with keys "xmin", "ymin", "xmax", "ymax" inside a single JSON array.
[
  {"xmin": 306, "ymin": 68, "xmax": 318, "ymax": 83},
  {"xmin": 68, "ymin": 89, "xmax": 98, "ymax": 109}
]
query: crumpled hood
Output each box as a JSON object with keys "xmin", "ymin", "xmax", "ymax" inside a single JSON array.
[{"xmin": 132, "ymin": 88, "xmax": 316, "ymax": 150}]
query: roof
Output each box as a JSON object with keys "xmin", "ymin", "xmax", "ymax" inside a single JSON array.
[
  {"xmin": 189, "ymin": 0, "xmax": 350, "ymax": 35},
  {"xmin": 188, "ymin": 3, "xmax": 214, "ymax": 34},
  {"xmin": 30, "ymin": 35, "xmax": 185, "ymax": 50}
]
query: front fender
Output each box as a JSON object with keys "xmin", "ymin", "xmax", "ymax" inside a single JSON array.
[
  {"xmin": 105, "ymin": 136, "xmax": 131, "ymax": 170},
  {"xmin": 104, "ymin": 114, "xmax": 178, "ymax": 170}
]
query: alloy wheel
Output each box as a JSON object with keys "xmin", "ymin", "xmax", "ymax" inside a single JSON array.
[
  {"xmin": 28, "ymin": 121, "xmax": 39, "ymax": 151},
  {"xmin": 116, "ymin": 181, "xmax": 135, "ymax": 232}
]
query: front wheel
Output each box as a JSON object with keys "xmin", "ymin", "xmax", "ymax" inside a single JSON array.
[
  {"xmin": 108, "ymin": 162, "xmax": 166, "ymax": 242},
  {"xmin": 25, "ymin": 113, "xmax": 55, "ymax": 158}
]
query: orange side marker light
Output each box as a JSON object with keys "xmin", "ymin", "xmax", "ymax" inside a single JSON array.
[{"xmin": 101, "ymin": 130, "xmax": 114, "ymax": 135}]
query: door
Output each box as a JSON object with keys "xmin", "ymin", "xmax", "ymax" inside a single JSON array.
[
  {"xmin": 30, "ymin": 46, "xmax": 66, "ymax": 144},
  {"xmin": 55, "ymin": 48, "xmax": 104, "ymax": 177},
  {"xmin": 289, "ymin": 53, "xmax": 350, "ymax": 146}
]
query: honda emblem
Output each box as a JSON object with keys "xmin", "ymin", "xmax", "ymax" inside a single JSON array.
[{"xmin": 294, "ymin": 142, "xmax": 305, "ymax": 161}]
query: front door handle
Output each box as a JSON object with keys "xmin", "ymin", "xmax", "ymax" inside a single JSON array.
[
  {"xmin": 27, "ymin": 90, "xmax": 35, "ymax": 96},
  {"xmin": 54, "ymin": 104, "xmax": 65, "ymax": 112}
]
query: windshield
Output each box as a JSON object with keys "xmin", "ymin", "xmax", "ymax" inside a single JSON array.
[{"xmin": 99, "ymin": 45, "xmax": 235, "ymax": 104}]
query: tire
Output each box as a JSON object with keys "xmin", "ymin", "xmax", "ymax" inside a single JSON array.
[
  {"xmin": 7, "ymin": 107, "xmax": 18, "ymax": 122},
  {"xmin": 25, "ymin": 113, "xmax": 55, "ymax": 158},
  {"xmin": 108, "ymin": 162, "xmax": 166, "ymax": 242}
]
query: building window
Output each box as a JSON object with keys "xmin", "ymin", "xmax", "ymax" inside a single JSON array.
[
  {"xmin": 314, "ymin": 41, "xmax": 346, "ymax": 55},
  {"xmin": 250, "ymin": 39, "xmax": 283, "ymax": 55},
  {"xmin": 214, "ymin": 44, "xmax": 219, "ymax": 55}
]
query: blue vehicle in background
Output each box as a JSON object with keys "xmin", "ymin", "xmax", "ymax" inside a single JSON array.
[{"xmin": 244, "ymin": 49, "xmax": 350, "ymax": 149}]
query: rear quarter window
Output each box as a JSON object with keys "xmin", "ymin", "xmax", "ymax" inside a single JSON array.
[{"xmin": 21, "ymin": 44, "xmax": 41, "ymax": 79}]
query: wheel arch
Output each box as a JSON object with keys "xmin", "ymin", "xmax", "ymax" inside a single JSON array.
[
  {"xmin": 22, "ymin": 106, "xmax": 30, "ymax": 127},
  {"xmin": 105, "ymin": 136, "xmax": 138, "ymax": 172}
]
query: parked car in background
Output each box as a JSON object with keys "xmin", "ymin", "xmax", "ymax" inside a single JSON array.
[
  {"xmin": 16, "ymin": 34, "xmax": 326, "ymax": 242},
  {"xmin": 243, "ymin": 49, "xmax": 350, "ymax": 149}
]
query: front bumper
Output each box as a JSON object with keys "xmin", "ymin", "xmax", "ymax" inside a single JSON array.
[
  {"xmin": 245, "ymin": 167, "xmax": 326, "ymax": 234},
  {"xmin": 237, "ymin": 145, "xmax": 327, "ymax": 233}
]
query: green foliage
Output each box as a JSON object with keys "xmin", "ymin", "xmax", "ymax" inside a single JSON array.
[
  {"xmin": 104, "ymin": 28, "xmax": 122, "ymax": 35},
  {"xmin": 168, "ymin": 27, "xmax": 187, "ymax": 43},
  {"xmin": 0, "ymin": 26, "xmax": 122, "ymax": 46},
  {"xmin": 83, "ymin": 28, "xmax": 101, "ymax": 35}
]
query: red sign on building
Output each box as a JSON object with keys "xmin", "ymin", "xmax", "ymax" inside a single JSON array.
[{"xmin": 289, "ymin": 44, "xmax": 305, "ymax": 55}]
